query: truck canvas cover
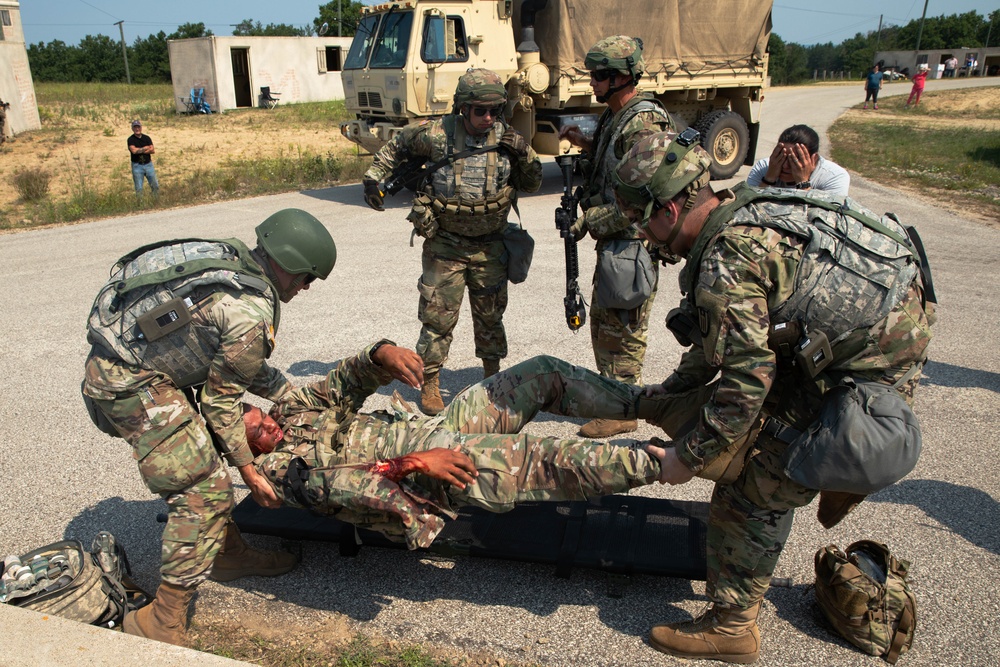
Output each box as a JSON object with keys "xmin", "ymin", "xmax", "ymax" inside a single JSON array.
[{"xmin": 513, "ymin": 0, "xmax": 772, "ymax": 75}]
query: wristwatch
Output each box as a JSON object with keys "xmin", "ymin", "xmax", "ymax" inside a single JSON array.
[
  {"xmin": 368, "ymin": 339, "xmax": 396, "ymax": 365},
  {"xmin": 794, "ymin": 181, "xmax": 812, "ymax": 190}
]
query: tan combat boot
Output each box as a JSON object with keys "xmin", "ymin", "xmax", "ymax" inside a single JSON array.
[
  {"xmin": 483, "ymin": 359, "xmax": 500, "ymax": 378},
  {"xmin": 210, "ymin": 522, "xmax": 299, "ymax": 582},
  {"xmin": 122, "ymin": 581, "xmax": 196, "ymax": 646},
  {"xmin": 420, "ymin": 372, "xmax": 445, "ymax": 415},
  {"xmin": 578, "ymin": 418, "xmax": 638, "ymax": 438},
  {"xmin": 649, "ymin": 601, "xmax": 762, "ymax": 664}
]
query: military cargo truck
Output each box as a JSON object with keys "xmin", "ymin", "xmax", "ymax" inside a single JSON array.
[{"xmin": 340, "ymin": 0, "xmax": 771, "ymax": 178}]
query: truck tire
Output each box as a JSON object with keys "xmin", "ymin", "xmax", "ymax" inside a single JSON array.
[{"xmin": 694, "ymin": 110, "xmax": 750, "ymax": 180}]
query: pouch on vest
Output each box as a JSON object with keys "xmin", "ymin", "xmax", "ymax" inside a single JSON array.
[
  {"xmin": 81, "ymin": 386, "xmax": 119, "ymax": 437},
  {"xmin": 781, "ymin": 378, "xmax": 922, "ymax": 494},
  {"xmin": 502, "ymin": 223, "xmax": 534, "ymax": 284},
  {"xmin": 595, "ymin": 239, "xmax": 655, "ymax": 310},
  {"xmin": 2, "ymin": 532, "xmax": 150, "ymax": 628},
  {"xmin": 814, "ymin": 540, "xmax": 916, "ymax": 664}
]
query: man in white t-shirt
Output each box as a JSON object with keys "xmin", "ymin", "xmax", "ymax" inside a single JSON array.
[
  {"xmin": 746, "ymin": 124, "xmax": 850, "ymax": 196},
  {"xmin": 944, "ymin": 56, "xmax": 959, "ymax": 78}
]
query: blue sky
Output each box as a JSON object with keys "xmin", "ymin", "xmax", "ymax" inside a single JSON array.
[{"xmin": 18, "ymin": 0, "xmax": 999, "ymax": 47}]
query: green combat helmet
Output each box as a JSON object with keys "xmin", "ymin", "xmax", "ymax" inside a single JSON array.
[
  {"xmin": 585, "ymin": 35, "xmax": 645, "ymax": 101},
  {"xmin": 256, "ymin": 208, "xmax": 337, "ymax": 280},
  {"xmin": 613, "ymin": 128, "xmax": 712, "ymax": 253},
  {"xmin": 452, "ymin": 68, "xmax": 508, "ymax": 111}
]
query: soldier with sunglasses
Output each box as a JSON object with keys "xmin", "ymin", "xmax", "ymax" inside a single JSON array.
[
  {"xmin": 558, "ymin": 36, "xmax": 675, "ymax": 440},
  {"xmin": 363, "ymin": 69, "xmax": 542, "ymax": 416}
]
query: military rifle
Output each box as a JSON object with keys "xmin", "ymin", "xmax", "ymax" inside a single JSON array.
[{"xmin": 555, "ymin": 155, "xmax": 586, "ymax": 331}]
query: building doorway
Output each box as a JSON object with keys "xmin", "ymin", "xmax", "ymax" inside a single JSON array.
[{"xmin": 231, "ymin": 48, "xmax": 252, "ymax": 108}]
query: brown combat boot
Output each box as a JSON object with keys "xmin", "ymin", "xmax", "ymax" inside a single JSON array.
[
  {"xmin": 210, "ymin": 522, "xmax": 299, "ymax": 582},
  {"xmin": 649, "ymin": 601, "xmax": 761, "ymax": 664},
  {"xmin": 122, "ymin": 581, "xmax": 195, "ymax": 646},
  {"xmin": 817, "ymin": 491, "xmax": 867, "ymax": 529},
  {"xmin": 483, "ymin": 359, "xmax": 500, "ymax": 378},
  {"xmin": 578, "ymin": 418, "xmax": 638, "ymax": 438},
  {"xmin": 420, "ymin": 373, "xmax": 445, "ymax": 416}
]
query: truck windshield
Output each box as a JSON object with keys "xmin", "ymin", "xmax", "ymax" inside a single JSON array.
[
  {"xmin": 344, "ymin": 14, "xmax": 381, "ymax": 70},
  {"xmin": 368, "ymin": 10, "xmax": 414, "ymax": 69}
]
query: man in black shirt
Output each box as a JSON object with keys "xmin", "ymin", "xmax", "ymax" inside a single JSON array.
[{"xmin": 127, "ymin": 119, "xmax": 159, "ymax": 195}]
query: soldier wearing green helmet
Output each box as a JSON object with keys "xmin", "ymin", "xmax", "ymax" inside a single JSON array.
[
  {"xmin": 613, "ymin": 131, "xmax": 934, "ymax": 663},
  {"xmin": 558, "ymin": 35, "xmax": 675, "ymax": 439},
  {"xmin": 363, "ymin": 68, "xmax": 542, "ymax": 417},
  {"xmin": 81, "ymin": 208, "xmax": 336, "ymax": 647}
]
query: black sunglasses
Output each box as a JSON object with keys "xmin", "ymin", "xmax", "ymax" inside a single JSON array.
[
  {"xmin": 471, "ymin": 105, "xmax": 504, "ymax": 118},
  {"xmin": 303, "ymin": 274, "xmax": 316, "ymax": 285},
  {"xmin": 591, "ymin": 69, "xmax": 617, "ymax": 82}
]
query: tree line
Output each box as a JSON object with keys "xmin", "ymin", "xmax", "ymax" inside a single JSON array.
[
  {"xmin": 27, "ymin": 1, "xmax": 367, "ymax": 83},
  {"xmin": 27, "ymin": 7, "xmax": 999, "ymax": 85}
]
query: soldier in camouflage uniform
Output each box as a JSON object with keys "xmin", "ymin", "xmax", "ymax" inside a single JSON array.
[
  {"xmin": 362, "ymin": 69, "xmax": 542, "ymax": 417},
  {"xmin": 611, "ymin": 131, "xmax": 935, "ymax": 663},
  {"xmin": 558, "ymin": 36, "xmax": 675, "ymax": 439},
  {"xmin": 246, "ymin": 343, "xmax": 659, "ymax": 546},
  {"xmin": 81, "ymin": 209, "xmax": 337, "ymax": 646}
]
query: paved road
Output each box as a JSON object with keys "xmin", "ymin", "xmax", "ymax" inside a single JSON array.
[{"xmin": 1, "ymin": 76, "xmax": 998, "ymax": 667}]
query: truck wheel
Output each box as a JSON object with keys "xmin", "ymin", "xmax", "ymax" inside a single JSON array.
[{"xmin": 694, "ymin": 110, "xmax": 750, "ymax": 180}]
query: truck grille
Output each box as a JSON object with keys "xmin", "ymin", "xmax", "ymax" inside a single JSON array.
[{"xmin": 358, "ymin": 92, "xmax": 383, "ymax": 109}]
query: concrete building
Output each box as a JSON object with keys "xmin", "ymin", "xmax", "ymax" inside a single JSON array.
[
  {"xmin": 876, "ymin": 46, "xmax": 1000, "ymax": 79},
  {"xmin": 0, "ymin": 0, "xmax": 41, "ymax": 139},
  {"xmin": 167, "ymin": 35, "xmax": 354, "ymax": 113}
]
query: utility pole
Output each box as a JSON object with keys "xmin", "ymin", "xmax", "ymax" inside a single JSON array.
[
  {"xmin": 114, "ymin": 20, "xmax": 131, "ymax": 84},
  {"xmin": 915, "ymin": 0, "xmax": 929, "ymax": 52},
  {"xmin": 875, "ymin": 15, "xmax": 883, "ymax": 52},
  {"xmin": 338, "ymin": 0, "xmax": 342, "ymax": 37},
  {"xmin": 983, "ymin": 13, "xmax": 994, "ymax": 76}
]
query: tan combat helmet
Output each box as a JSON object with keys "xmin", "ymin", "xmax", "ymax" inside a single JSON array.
[
  {"xmin": 585, "ymin": 35, "xmax": 645, "ymax": 101},
  {"xmin": 613, "ymin": 128, "xmax": 712, "ymax": 252}
]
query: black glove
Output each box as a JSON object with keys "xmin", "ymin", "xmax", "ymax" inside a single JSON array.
[
  {"xmin": 499, "ymin": 128, "xmax": 529, "ymax": 160},
  {"xmin": 363, "ymin": 179, "xmax": 385, "ymax": 211}
]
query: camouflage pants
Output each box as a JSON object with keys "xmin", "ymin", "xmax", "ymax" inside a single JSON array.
[
  {"xmin": 589, "ymin": 253, "xmax": 659, "ymax": 384},
  {"xmin": 704, "ymin": 432, "xmax": 818, "ymax": 609},
  {"xmin": 83, "ymin": 358, "xmax": 232, "ymax": 589},
  {"xmin": 377, "ymin": 354, "xmax": 660, "ymax": 511},
  {"xmin": 416, "ymin": 232, "xmax": 508, "ymax": 375}
]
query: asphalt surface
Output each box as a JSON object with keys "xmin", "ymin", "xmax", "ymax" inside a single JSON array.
[{"xmin": 1, "ymin": 76, "xmax": 998, "ymax": 667}]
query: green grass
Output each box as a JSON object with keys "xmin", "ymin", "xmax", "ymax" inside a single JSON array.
[
  {"xmin": 2, "ymin": 82, "xmax": 369, "ymax": 230},
  {"xmin": 829, "ymin": 89, "xmax": 1000, "ymax": 220}
]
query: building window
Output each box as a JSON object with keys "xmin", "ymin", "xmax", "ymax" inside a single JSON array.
[
  {"xmin": 1, "ymin": 10, "xmax": 11, "ymax": 27},
  {"xmin": 421, "ymin": 15, "xmax": 468, "ymax": 64},
  {"xmin": 318, "ymin": 46, "xmax": 342, "ymax": 73}
]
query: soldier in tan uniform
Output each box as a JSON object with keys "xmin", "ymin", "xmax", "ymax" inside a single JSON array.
[
  {"xmin": 81, "ymin": 209, "xmax": 337, "ymax": 646},
  {"xmin": 612, "ymin": 131, "xmax": 934, "ymax": 663},
  {"xmin": 559, "ymin": 36, "xmax": 675, "ymax": 439},
  {"xmin": 363, "ymin": 69, "xmax": 542, "ymax": 416}
]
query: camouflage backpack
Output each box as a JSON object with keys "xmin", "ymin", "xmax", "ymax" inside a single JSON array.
[
  {"xmin": 814, "ymin": 540, "xmax": 916, "ymax": 664},
  {"xmin": 1, "ymin": 532, "xmax": 149, "ymax": 627}
]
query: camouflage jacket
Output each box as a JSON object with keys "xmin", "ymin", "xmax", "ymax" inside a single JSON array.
[
  {"xmin": 365, "ymin": 116, "xmax": 542, "ymax": 202},
  {"xmin": 256, "ymin": 342, "xmax": 456, "ymax": 549},
  {"xmin": 662, "ymin": 190, "xmax": 934, "ymax": 474},
  {"xmin": 580, "ymin": 95, "xmax": 674, "ymax": 241},
  {"xmin": 83, "ymin": 286, "xmax": 290, "ymax": 467}
]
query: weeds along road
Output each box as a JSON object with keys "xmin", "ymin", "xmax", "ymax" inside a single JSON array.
[{"xmin": 0, "ymin": 77, "xmax": 998, "ymax": 667}]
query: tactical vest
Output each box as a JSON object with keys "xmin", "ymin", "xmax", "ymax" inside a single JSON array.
[
  {"xmin": 419, "ymin": 115, "xmax": 514, "ymax": 238},
  {"xmin": 680, "ymin": 185, "xmax": 925, "ymax": 355},
  {"xmin": 583, "ymin": 95, "xmax": 673, "ymax": 210},
  {"xmin": 87, "ymin": 238, "xmax": 279, "ymax": 388}
]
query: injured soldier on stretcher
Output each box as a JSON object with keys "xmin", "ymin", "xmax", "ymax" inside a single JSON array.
[{"xmin": 246, "ymin": 342, "xmax": 671, "ymax": 549}]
